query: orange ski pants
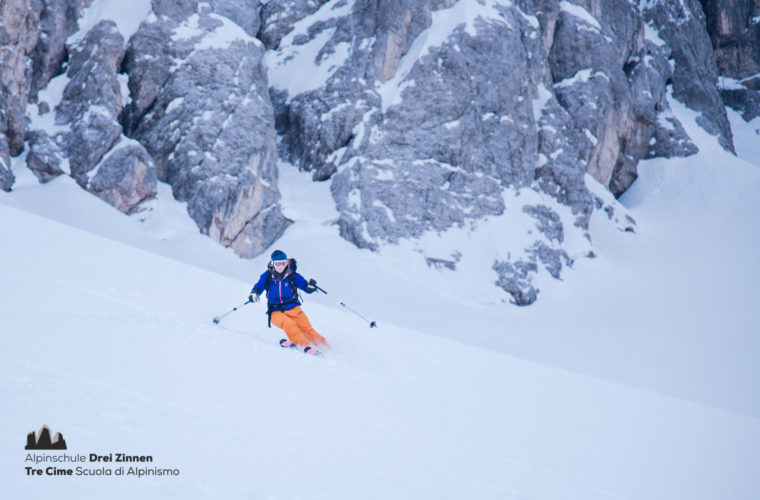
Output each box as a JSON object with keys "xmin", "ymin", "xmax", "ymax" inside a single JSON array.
[{"xmin": 270, "ymin": 306, "xmax": 329, "ymax": 348}]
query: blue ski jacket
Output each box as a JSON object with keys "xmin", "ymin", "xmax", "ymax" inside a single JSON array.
[{"xmin": 250, "ymin": 270, "xmax": 314, "ymax": 311}]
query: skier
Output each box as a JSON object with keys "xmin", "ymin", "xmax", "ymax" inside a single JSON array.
[{"xmin": 249, "ymin": 250, "xmax": 329, "ymax": 355}]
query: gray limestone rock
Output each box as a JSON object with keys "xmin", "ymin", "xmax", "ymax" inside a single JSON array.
[
  {"xmin": 523, "ymin": 205, "xmax": 564, "ymax": 244},
  {"xmin": 259, "ymin": 0, "xmax": 329, "ymax": 49},
  {"xmin": 55, "ymin": 20, "xmax": 125, "ymax": 184},
  {"xmin": 492, "ymin": 205, "xmax": 571, "ymax": 303},
  {"xmin": 0, "ymin": 0, "xmax": 41, "ymax": 157},
  {"xmin": 0, "ymin": 0, "xmax": 91, "ymax": 178},
  {"xmin": 152, "ymin": 0, "xmax": 198, "ymax": 20},
  {"xmin": 26, "ymin": 129, "xmax": 65, "ymax": 183},
  {"xmin": 267, "ymin": 0, "xmax": 698, "ymax": 301},
  {"xmin": 700, "ymin": 0, "xmax": 760, "ymax": 121},
  {"xmin": 547, "ymin": 0, "xmax": 698, "ymax": 196},
  {"xmin": 23, "ymin": 20, "xmax": 158, "ymax": 213},
  {"xmin": 271, "ymin": 2, "xmax": 592, "ymax": 271},
  {"xmin": 271, "ymin": 0, "xmax": 434, "ymax": 175},
  {"xmin": 493, "ymin": 259, "xmax": 540, "ymax": 306},
  {"xmin": 119, "ymin": 19, "xmax": 181, "ymax": 132},
  {"xmin": 265, "ymin": 0, "xmax": 598, "ymax": 302},
  {"xmin": 493, "ymin": 240, "xmax": 571, "ymax": 305},
  {"xmin": 4, "ymin": 0, "xmax": 747, "ymax": 304},
  {"xmin": 701, "ymin": 0, "xmax": 760, "ymax": 79},
  {"xmin": 330, "ymin": 157, "xmax": 505, "ymax": 250},
  {"xmin": 0, "ymin": 134, "xmax": 13, "ymax": 191},
  {"xmin": 87, "ymin": 139, "xmax": 157, "ymax": 214},
  {"xmin": 30, "ymin": 0, "xmax": 93, "ymax": 98},
  {"xmin": 640, "ymin": 0, "xmax": 735, "ymax": 153},
  {"xmin": 549, "ymin": 1, "xmax": 645, "ymax": 195},
  {"xmin": 721, "ymin": 87, "xmax": 760, "ymax": 122},
  {"xmin": 263, "ymin": 0, "xmax": 744, "ymax": 303},
  {"xmin": 631, "ymin": 40, "xmax": 698, "ymax": 159},
  {"xmin": 66, "ymin": 111, "xmax": 123, "ymax": 183},
  {"xmin": 208, "ymin": 0, "xmax": 261, "ymax": 37},
  {"xmin": 1, "ymin": 0, "xmax": 90, "ymax": 192},
  {"xmin": 425, "ymin": 251, "xmax": 461, "ymax": 271},
  {"xmin": 646, "ymin": 100, "xmax": 700, "ymax": 158},
  {"xmin": 263, "ymin": 1, "xmax": 589, "ymax": 300},
  {"xmin": 528, "ymin": 241, "xmax": 570, "ymax": 280},
  {"xmin": 122, "ymin": 3, "xmax": 288, "ymax": 257}
]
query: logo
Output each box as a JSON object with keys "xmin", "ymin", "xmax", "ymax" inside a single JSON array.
[
  {"xmin": 22, "ymin": 428, "xmax": 181, "ymax": 478},
  {"xmin": 25, "ymin": 426, "xmax": 67, "ymax": 450}
]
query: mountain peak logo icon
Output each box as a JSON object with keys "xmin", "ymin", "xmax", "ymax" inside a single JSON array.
[{"xmin": 26, "ymin": 426, "xmax": 67, "ymax": 450}]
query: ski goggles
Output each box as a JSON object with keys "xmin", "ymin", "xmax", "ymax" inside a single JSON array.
[{"xmin": 272, "ymin": 260, "xmax": 288, "ymax": 268}]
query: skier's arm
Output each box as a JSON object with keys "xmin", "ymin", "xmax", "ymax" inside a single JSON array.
[
  {"xmin": 293, "ymin": 273, "xmax": 318, "ymax": 294},
  {"xmin": 249, "ymin": 272, "xmax": 268, "ymax": 300}
]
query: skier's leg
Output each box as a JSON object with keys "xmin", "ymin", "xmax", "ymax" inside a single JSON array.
[
  {"xmin": 291, "ymin": 306, "xmax": 330, "ymax": 347},
  {"xmin": 270, "ymin": 310, "xmax": 310, "ymax": 347}
]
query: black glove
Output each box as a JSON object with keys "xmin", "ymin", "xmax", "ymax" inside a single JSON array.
[
  {"xmin": 307, "ymin": 279, "xmax": 318, "ymax": 293},
  {"xmin": 248, "ymin": 292, "xmax": 260, "ymax": 303}
]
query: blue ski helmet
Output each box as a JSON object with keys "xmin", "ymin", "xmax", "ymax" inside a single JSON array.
[{"xmin": 270, "ymin": 250, "xmax": 287, "ymax": 262}]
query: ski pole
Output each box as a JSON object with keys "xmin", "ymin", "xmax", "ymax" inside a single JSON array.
[
  {"xmin": 314, "ymin": 284, "xmax": 377, "ymax": 328},
  {"xmin": 212, "ymin": 300, "xmax": 252, "ymax": 325}
]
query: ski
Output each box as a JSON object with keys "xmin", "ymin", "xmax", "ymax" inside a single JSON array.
[{"xmin": 280, "ymin": 339, "xmax": 323, "ymax": 356}]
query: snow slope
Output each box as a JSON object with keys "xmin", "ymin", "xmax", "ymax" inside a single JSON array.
[{"xmin": 1, "ymin": 201, "xmax": 759, "ymax": 500}]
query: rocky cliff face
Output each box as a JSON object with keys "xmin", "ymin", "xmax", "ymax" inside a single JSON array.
[
  {"xmin": 640, "ymin": 0, "xmax": 735, "ymax": 152},
  {"xmin": 121, "ymin": 0, "xmax": 288, "ymax": 257},
  {"xmin": 1, "ymin": 0, "xmax": 38, "ymax": 190},
  {"xmin": 2, "ymin": 0, "xmax": 759, "ymax": 303},
  {"xmin": 6, "ymin": 0, "xmax": 289, "ymax": 255},
  {"xmin": 0, "ymin": 0, "xmax": 92, "ymax": 190},
  {"xmin": 700, "ymin": 0, "xmax": 760, "ymax": 121},
  {"xmin": 702, "ymin": 0, "xmax": 760, "ymax": 78},
  {"xmin": 263, "ymin": 0, "xmax": 719, "ymax": 302},
  {"xmin": 26, "ymin": 19, "xmax": 157, "ymax": 214}
]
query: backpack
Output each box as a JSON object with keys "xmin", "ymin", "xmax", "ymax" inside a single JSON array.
[{"xmin": 263, "ymin": 258, "xmax": 300, "ymax": 328}]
